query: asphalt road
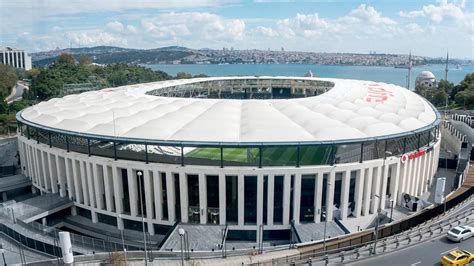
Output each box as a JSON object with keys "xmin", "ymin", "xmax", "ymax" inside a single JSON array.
[
  {"xmin": 351, "ymin": 203, "xmax": 474, "ymax": 266},
  {"xmin": 5, "ymin": 81, "xmax": 28, "ymax": 104}
]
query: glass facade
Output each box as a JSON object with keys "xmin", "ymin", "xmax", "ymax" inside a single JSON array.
[{"xmin": 17, "ymin": 119, "xmax": 439, "ymax": 168}]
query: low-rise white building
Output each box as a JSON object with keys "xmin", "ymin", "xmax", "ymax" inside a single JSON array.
[{"xmin": 0, "ymin": 46, "xmax": 32, "ymax": 70}]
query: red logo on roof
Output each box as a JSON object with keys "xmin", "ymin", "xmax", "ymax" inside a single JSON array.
[{"xmin": 365, "ymin": 83, "xmax": 394, "ymax": 103}]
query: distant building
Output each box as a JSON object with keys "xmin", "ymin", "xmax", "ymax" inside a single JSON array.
[
  {"xmin": 0, "ymin": 46, "xmax": 32, "ymax": 70},
  {"xmin": 415, "ymin": 71, "xmax": 438, "ymax": 89}
]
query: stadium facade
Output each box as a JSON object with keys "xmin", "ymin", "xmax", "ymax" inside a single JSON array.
[{"xmin": 16, "ymin": 77, "xmax": 441, "ymax": 237}]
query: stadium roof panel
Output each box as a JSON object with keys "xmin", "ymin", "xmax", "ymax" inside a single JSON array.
[{"xmin": 20, "ymin": 76, "xmax": 439, "ymax": 144}]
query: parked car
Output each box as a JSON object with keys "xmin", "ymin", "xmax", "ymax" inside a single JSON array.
[
  {"xmin": 446, "ymin": 225, "xmax": 473, "ymax": 242},
  {"xmin": 441, "ymin": 249, "xmax": 473, "ymax": 265}
]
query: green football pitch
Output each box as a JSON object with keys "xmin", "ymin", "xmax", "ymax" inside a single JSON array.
[{"xmin": 186, "ymin": 146, "xmax": 331, "ymax": 166}]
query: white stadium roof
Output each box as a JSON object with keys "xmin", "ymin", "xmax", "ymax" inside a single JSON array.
[{"xmin": 20, "ymin": 76, "xmax": 439, "ymax": 144}]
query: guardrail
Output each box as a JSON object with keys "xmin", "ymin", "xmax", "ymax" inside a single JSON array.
[{"xmin": 265, "ymin": 187, "xmax": 474, "ymax": 265}]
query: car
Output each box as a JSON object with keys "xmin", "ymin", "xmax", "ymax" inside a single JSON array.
[
  {"xmin": 446, "ymin": 225, "xmax": 474, "ymax": 242},
  {"xmin": 441, "ymin": 249, "xmax": 474, "ymax": 266}
]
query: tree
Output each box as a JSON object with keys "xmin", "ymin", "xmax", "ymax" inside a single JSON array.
[
  {"xmin": 57, "ymin": 53, "xmax": 76, "ymax": 65},
  {"xmin": 79, "ymin": 54, "xmax": 93, "ymax": 66},
  {"xmin": 0, "ymin": 64, "xmax": 18, "ymax": 104},
  {"xmin": 438, "ymin": 79, "xmax": 454, "ymax": 95},
  {"xmin": 176, "ymin": 72, "xmax": 193, "ymax": 79},
  {"xmin": 431, "ymin": 89, "xmax": 448, "ymax": 107},
  {"xmin": 26, "ymin": 68, "xmax": 41, "ymax": 79},
  {"xmin": 452, "ymin": 73, "xmax": 474, "ymax": 108}
]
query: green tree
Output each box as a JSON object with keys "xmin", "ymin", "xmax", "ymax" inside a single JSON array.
[
  {"xmin": 57, "ymin": 53, "xmax": 76, "ymax": 65},
  {"xmin": 176, "ymin": 72, "xmax": 193, "ymax": 79},
  {"xmin": 79, "ymin": 54, "xmax": 93, "ymax": 66}
]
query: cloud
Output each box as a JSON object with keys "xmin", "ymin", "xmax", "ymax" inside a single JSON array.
[
  {"xmin": 140, "ymin": 12, "xmax": 245, "ymax": 42},
  {"xmin": 106, "ymin": 21, "xmax": 124, "ymax": 33},
  {"xmin": 65, "ymin": 31, "xmax": 127, "ymax": 47},
  {"xmin": 399, "ymin": 0, "xmax": 472, "ymax": 25},
  {"xmin": 346, "ymin": 4, "xmax": 396, "ymax": 26},
  {"xmin": 252, "ymin": 26, "xmax": 279, "ymax": 37}
]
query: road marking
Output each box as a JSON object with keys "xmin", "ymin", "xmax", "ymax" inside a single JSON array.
[
  {"xmin": 411, "ymin": 261, "xmax": 422, "ymax": 266},
  {"xmin": 440, "ymin": 247, "xmax": 458, "ymax": 255}
]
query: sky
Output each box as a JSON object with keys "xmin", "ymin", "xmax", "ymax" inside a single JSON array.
[{"xmin": 0, "ymin": 0, "xmax": 473, "ymax": 58}]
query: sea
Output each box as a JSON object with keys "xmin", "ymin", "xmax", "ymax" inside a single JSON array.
[{"xmin": 146, "ymin": 63, "xmax": 473, "ymax": 88}]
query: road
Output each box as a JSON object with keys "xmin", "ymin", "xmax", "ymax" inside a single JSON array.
[
  {"xmin": 5, "ymin": 81, "xmax": 28, "ymax": 104},
  {"xmin": 351, "ymin": 202, "xmax": 474, "ymax": 266}
]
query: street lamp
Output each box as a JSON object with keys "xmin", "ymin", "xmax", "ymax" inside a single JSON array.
[
  {"xmin": 136, "ymin": 171, "xmax": 148, "ymax": 265},
  {"xmin": 323, "ymin": 181, "xmax": 331, "ymax": 256},
  {"xmin": 178, "ymin": 228, "xmax": 185, "ymax": 266},
  {"xmin": 389, "ymin": 199, "xmax": 394, "ymax": 222},
  {"xmin": 0, "ymin": 243, "xmax": 6, "ymax": 266},
  {"xmin": 118, "ymin": 214, "xmax": 127, "ymax": 264},
  {"xmin": 372, "ymin": 194, "xmax": 381, "ymax": 255}
]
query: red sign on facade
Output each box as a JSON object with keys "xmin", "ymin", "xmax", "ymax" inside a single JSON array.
[{"xmin": 401, "ymin": 149, "xmax": 426, "ymax": 163}]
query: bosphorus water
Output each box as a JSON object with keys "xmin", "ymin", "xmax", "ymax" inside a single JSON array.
[{"xmin": 147, "ymin": 63, "xmax": 473, "ymax": 88}]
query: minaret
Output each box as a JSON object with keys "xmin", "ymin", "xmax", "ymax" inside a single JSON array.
[
  {"xmin": 445, "ymin": 52, "xmax": 449, "ymax": 81},
  {"xmin": 407, "ymin": 51, "xmax": 412, "ymax": 90}
]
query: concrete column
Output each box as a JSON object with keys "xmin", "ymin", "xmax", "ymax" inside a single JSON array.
[
  {"xmin": 370, "ymin": 166, "xmax": 382, "ymax": 213},
  {"xmin": 407, "ymin": 159, "xmax": 416, "ymax": 195},
  {"xmin": 380, "ymin": 162, "xmax": 390, "ymax": 210},
  {"xmin": 143, "ymin": 170, "xmax": 154, "ymax": 235},
  {"xmin": 198, "ymin": 173, "xmax": 207, "ymax": 224},
  {"xmin": 117, "ymin": 216, "xmax": 124, "ymax": 231},
  {"xmin": 398, "ymin": 160, "xmax": 408, "ymax": 205},
  {"xmin": 48, "ymin": 154, "xmax": 58, "ymax": 194},
  {"xmin": 71, "ymin": 206, "xmax": 77, "ymax": 216},
  {"xmin": 42, "ymin": 152, "xmax": 51, "ymax": 191},
  {"xmin": 363, "ymin": 167, "xmax": 373, "ymax": 215},
  {"xmin": 72, "ymin": 160, "xmax": 83, "ymax": 203},
  {"xmin": 34, "ymin": 149, "xmax": 42, "ymax": 188},
  {"xmin": 64, "ymin": 158, "xmax": 74, "ymax": 200},
  {"xmin": 153, "ymin": 171, "xmax": 163, "ymax": 221},
  {"xmin": 86, "ymin": 162, "xmax": 96, "ymax": 208},
  {"xmin": 237, "ymin": 174, "xmax": 244, "ymax": 226},
  {"xmin": 413, "ymin": 157, "xmax": 421, "ymax": 196},
  {"xmin": 79, "ymin": 162, "xmax": 90, "ymax": 206},
  {"xmin": 292, "ymin": 174, "xmax": 302, "ymax": 224},
  {"xmin": 91, "ymin": 211, "xmax": 98, "ymax": 223},
  {"xmin": 166, "ymin": 172, "xmax": 176, "ymax": 222},
  {"xmin": 143, "ymin": 170, "xmax": 153, "ymax": 218},
  {"xmin": 1, "ymin": 192, "xmax": 7, "ymax": 202},
  {"xmin": 267, "ymin": 174, "xmax": 274, "ymax": 226},
  {"xmin": 93, "ymin": 164, "xmax": 103, "ymax": 210},
  {"xmin": 112, "ymin": 167, "xmax": 124, "ymax": 214},
  {"xmin": 282, "ymin": 174, "xmax": 291, "ymax": 225},
  {"xmin": 103, "ymin": 166, "xmax": 114, "ymax": 212},
  {"xmin": 314, "ymin": 173, "xmax": 323, "ymax": 223},
  {"xmin": 127, "ymin": 168, "xmax": 138, "ymax": 216},
  {"xmin": 326, "ymin": 170, "xmax": 336, "ymax": 221},
  {"xmin": 219, "ymin": 173, "xmax": 226, "ymax": 225},
  {"xmin": 56, "ymin": 156, "xmax": 66, "ymax": 197},
  {"xmin": 424, "ymin": 150, "xmax": 433, "ymax": 194},
  {"xmin": 179, "ymin": 173, "xmax": 188, "ymax": 223},
  {"xmin": 390, "ymin": 162, "xmax": 401, "ymax": 206},
  {"xmin": 418, "ymin": 155, "xmax": 426, "ymax": 195},
  {"xmin": 257, "ymin": 174, "xmax": 264, "ymax": 225},
  {"xmin": 340, "ymin": 170, "xmax": 350, "ymax": 220},
  {"xmin": 354, "ymin": 168, "xmax": 365, "ymax": 217}
]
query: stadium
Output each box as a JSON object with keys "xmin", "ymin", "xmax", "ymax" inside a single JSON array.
[{"xmin": 15, "ymin": 76, "xmax": 441, "ymax": 243}]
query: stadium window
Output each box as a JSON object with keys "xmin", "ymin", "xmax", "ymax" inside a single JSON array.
[
  {"xmin": 187, "ymin": 174, "xmax": 200, "ymax": 223},
  {"xmin": 161, "ymin": 172, "xmax": 168, "ymax": 220},
  {"xmin": 226, "ymin": 176, "xmax": 238, "ymax": 224},
  {"xmin": 206, "ymin": 175, "xmax": 219, "ymax": 224},
  {"xmin": 300, "ymin": 175, "xmax": 316, "ymax": 223},
  {"xmin": 273, "ymin": 175, "xmax": 284, "ymax": 224},
  {"xmin": 244, "ymin": 176, "xmax": 257, "ymax": 225}
]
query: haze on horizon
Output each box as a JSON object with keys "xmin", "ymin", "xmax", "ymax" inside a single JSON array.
[{"xmin": 0, "ymin": 0, "xmax": 473, "ymax": 59}]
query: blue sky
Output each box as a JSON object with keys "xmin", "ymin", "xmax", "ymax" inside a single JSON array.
[{"xmin": 0, "ymin": 0, "xmax": 472, "ymax": 58}]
